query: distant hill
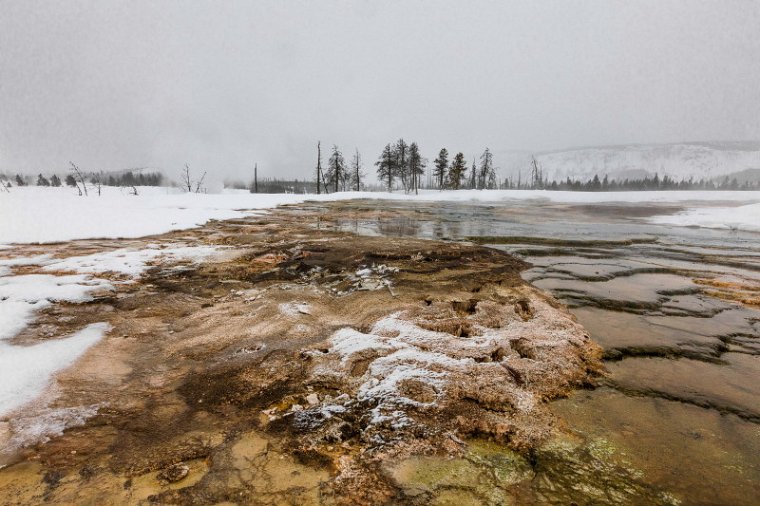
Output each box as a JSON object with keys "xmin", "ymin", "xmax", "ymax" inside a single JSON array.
[{"xmin": 495, "ymin": 142, "xmax": 760, "ymax": 183}]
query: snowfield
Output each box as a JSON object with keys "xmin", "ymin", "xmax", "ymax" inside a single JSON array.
[
  {"xmin": 649, "ymin": 202, "xmax": 760, "ymax": 233},
  {"xmin": 2, "ymin": 186, "xmax": 760, "ymax": 245}
]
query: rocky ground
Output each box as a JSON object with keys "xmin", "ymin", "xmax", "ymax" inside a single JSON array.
[{"xmin": 0, "ymin": 204, "xmax": 606, "ymax": 505}]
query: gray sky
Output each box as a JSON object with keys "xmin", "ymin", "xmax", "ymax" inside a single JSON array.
[{"xmin": 1, "ymin": 0, "xmax": 759, "ymax": 183}]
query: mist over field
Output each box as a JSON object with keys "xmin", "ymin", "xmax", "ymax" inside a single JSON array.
[{"xmin": 1, "ymin": 1, "xmax": 759, "ymax": 185}]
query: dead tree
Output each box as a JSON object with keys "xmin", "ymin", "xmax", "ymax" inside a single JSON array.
[
  {"xmin": 316, "ymin": 142, "xmax": 323, "ymax": 195},
  {"xmin": 253, "ymin": 163, "xmax": 258, "ymax": 193},
  {"xmin": 92, "ymin": 171, "xmax": 103, "ymax": 196},
  {"xmin": 70, "ymin": 162, "xmax": 88, "ymax": 196},
  {"xmin": 181, "ymin": 164, "xmax": 193, "ymax": 192},
  {"xmin": 194, "ymin": 171, "xmax": 207, "ymax": 193},
  {"xmin": 0, "ymin": 179, "xmax": 9, "ymax": 193}
]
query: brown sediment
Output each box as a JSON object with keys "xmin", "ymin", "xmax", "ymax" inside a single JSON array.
[
  {"xmin": 693, "ymin": 277, "xmax": 760, "ymax": 308},
  {"xmin": 0, "ymin": 204, "xmax": 602, "ymax": 505}
]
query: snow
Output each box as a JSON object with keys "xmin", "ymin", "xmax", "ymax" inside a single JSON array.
[
  {"xmin": 532, "ymin": 141, "xmax": 760, "ymax": 183},
  {"xmin": 3, "ymin": 186, "xmax": 760, "ymax": 245},
  {"xmin": 649, "ymin": 202, "xmax": 760, "ymax": 233},
  {"xmin": 41, "ymin": 245, "xmax": 221, "ymax": 277},
  {"xmin": 0, "ymin": 186, "xmax": 310, "ymax": 244},
  {"xmin": 0, "ymin": 244, "xmax": 222, "ymax": 423},
  {"xmin": 0, "ymin": 274, "xmax": 112, "ymax": 341},
  {"xmin": 2, "ymin": 404, "xmax": 103, "ymax": 453},
  {"xmin": 279, "ymin": 302, "xmax": 312, "ymax": 317},
  {"xmin": 0, "ymin": 323, "xmax": 110, "ymax": 416},
  {"xmin": 329, "ymin": 327, "xmax": 393, "ymax": 358}
]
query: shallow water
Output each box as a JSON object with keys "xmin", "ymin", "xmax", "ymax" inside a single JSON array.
[{"xmin": 324, "ymin": 198, "xmax": 760, "ymax": 504}]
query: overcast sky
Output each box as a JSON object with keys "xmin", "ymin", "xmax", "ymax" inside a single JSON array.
[{"xmin": 1, "ymin": 0, "xmax": 759, "ymax": 183}]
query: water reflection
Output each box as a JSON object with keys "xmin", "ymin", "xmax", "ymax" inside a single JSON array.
[{"xmin": 326, "ymin": 198, "xmax": 760, "ymax": 504}]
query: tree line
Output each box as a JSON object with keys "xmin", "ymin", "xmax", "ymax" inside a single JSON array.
[
  {"xmin": 520, "ymin": 172, "xmax": 760, "ymax": 191},
  {"xmin": 4, "ymin": 170, "xmax": 163, "ymax": 188},
  {"xmin": 311, "ymin": 140, "xmax": 499, "ymax": 193}
]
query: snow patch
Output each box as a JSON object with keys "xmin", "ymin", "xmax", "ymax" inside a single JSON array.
[
  {"xmin": 0, "ymin": 274, "xmax": 112, "ymax": 341},
  {"xmin": 0, "ymin": 323, "xmax": 110, "ymax": 416},
  {"xmin": 649, "ymin": 202, "xmax": 760, "ymax": 233},
  {"xmin": 41, "ymin": 245, "xmax": 221, "ymax": 277},
  {"xmin": 279, "ymin": 302, "xmax": 312, "ymax": 317},
  {"xmin": 1, "ymin": 403, "xmax": 103, "ymax": 454}
]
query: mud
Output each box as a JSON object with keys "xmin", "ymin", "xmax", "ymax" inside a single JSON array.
[{"xmin": 0, "ymin": 204, "xmax": 602, "ymax": 505}]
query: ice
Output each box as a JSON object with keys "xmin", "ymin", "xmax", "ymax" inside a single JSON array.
[{"xmin": 0, "ymin": 323, "xmax": 110, "ymax": 416}]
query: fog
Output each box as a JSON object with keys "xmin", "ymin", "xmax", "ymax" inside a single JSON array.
[{"xmin": 1, "ymin": 0, "xmax": 759, "ymax": 184}]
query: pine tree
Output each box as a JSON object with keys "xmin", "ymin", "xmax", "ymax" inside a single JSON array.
[
  {"xmin": 395, "ymin": 138, "xmax": 410, "ymax": 192},
  {"xmin": 65, "ymin": 174, "xmax": 77, "ymax": 187},
  {"xmin": 326, "ymin": 145, "xmax": 347, "ymax": 192},
  {"xmin": 448, "ymin": 152, "xmax": 467, "ymax": 190},
  {"xmin": 376, "ymin": 143, "xmax": 396, "ymax": 191},
  {"xmin": 433, "ymin": 148, "xmax": 448, "ymax": 189},
  {"xmin": 470, "ymin": 157, "xmax": 477, "ymax": 189},
  {"xmin": 479, "ymin": 148, "xmax": 496, "ymax": 189},
  {"xmin": 407, "ymin": 142, "xmax": 426, "ymax": 195},
  {"xmin": 37, "ymin": 174, "xmax": 50, "ymax": 186},
  {"xmin": 50, "ymin": 174, "xmax": 62, "ymax": 187},
  {"xmin": 15, "ymin": 174, "xmax": 25, "ymax": 186}
]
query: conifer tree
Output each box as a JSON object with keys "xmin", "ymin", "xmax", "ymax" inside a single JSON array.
[
  {"xmin": 376, "ymin": 143, "xmax": 396, "ymax": 191},
  {"xmin": 408, "ymin": 142, "xmax": 426, "ymax": 195},
  {"xmin": 433, "ymin": 148, "xmax": 448, "ymax": 189},
  {"xmin": 448, "ymin": 152, "xmax": 467, "ymax": 190},
  {"xmin": 395, "ymin": 138, "xmax": 410, "ymax": 191},
  {"xmin": 37, "ymin": 174, "xmax": 50, "ymax": 186},
  {"xmin": 326, "ymin": 145, "xmax": 347, "ymax": 192},
  {"xmin": 479, "ymin": 148, "xmax": 496, "ymax": 189},
  {"xmin": 50, "ymin": 174, "xmax": 62, "ymax": 187}
]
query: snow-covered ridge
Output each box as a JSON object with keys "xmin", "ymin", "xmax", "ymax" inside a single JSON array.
[{"xmin": 532, "ymin": 141, "xmax": 760, "ymax": 182}]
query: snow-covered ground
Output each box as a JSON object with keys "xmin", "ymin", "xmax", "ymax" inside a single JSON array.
[
  {"xmin": 649, "ymin": 202, "xmax": 760, "ymax": 232},
  {"xmin": 3, "ymin": 186, "xmax": 760, "ymax": 245},
  {"xmin": 0, "ymin": 244, "xmax": 224, "ymax": 431}
]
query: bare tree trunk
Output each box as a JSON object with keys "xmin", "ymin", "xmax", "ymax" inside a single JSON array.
[
  {"xmin": 182, "ymin": 164, "xmax": 192, "ymax": 192},
  {"xmin": 355, "ymin": 149, "xmax": 361, "ymax": 191},
  {"xmin": 316, "ymin": 142, "xmax": 322, "ymax": 195},
  {"xmin": 254, "ymin": 163, "xmax": 258, "ymax": 193},
  {"xmin": 70, "ymin": 162, "xmax": 88, "ymax": 196},
  {"xmin": 194, "ymin": 171, "xmax": 207, "ymax": 193}
]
